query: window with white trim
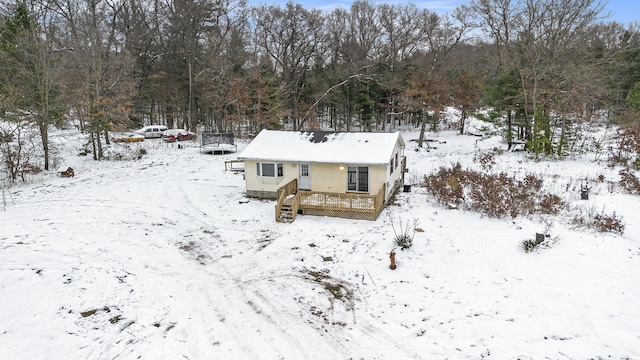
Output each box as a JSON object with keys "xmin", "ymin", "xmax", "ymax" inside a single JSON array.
[{"xmin": 256, "ymin": 162, "xmax": 284, "ymax": 177}]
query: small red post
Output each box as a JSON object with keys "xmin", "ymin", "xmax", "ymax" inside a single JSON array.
[{"xmin": 389, "ymin": 250, "xmax": 397, "ymax": 270}]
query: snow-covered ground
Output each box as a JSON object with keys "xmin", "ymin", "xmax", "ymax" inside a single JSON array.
[{"xmin": 1, "ymin": 122, "xmax": 639, "ymax": 359}]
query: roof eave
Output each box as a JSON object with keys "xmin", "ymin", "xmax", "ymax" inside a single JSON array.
[{"xmin": 236, "ymin": 157, "xmax": 388, "ymax": 166}]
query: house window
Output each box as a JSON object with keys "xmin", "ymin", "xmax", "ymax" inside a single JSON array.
[
  {"xmin": 257, "ymin": 162, "xmax": 283, "ymax": 177},
  {"xmin": 395, "ymin": 153, "xmax": 399, "ymax": 169},
  {"xmin": 347, "ymin": 166, "xmax": 369, "ymax": 192},
  {"xmin": 390, "ymin": 157, "xmax": 394, "ymax": 175}
]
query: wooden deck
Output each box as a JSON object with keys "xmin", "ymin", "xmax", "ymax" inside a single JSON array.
[
  {"xmin": 275, "ymin": 179, "xmax": 386, "ymax": 222},
  {"xmin": 224, "ymin": 159, "xmax": 244, "ymax": 172}
]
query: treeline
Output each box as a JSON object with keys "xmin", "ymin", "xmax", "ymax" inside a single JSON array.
[{"xmin": 0, "ymin": 0, "xmax": 639, "ymax": 169}]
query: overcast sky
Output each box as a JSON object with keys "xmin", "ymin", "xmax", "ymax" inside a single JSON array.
[{"xmin": 250, "ymin": 0, "xmax": 638, "ymax": 25}]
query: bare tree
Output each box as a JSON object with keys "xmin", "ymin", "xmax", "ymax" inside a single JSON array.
[
  {"xmin": 155, "ymin": 0, "xmax": 247, "ymax": 131},
  {"xmin": 252, "ymin": 2, "xmax": 325, "ymax": 130},
  {"xmin": 376, "ymin": 3, "xmax": 431, "ymax": 130},
  {"xmin": 51, "ymin": 0, "xmax": 136, "ymax": 160},
  {"xmin": 401, "ymin": 10, "xmax": 470, "ymax": 147},
  {"xmin": 449, "ymin": 68, "xmax": 483, "ymax": 134},
  {"xmin": 117, "ymin": 0, "xmax": 164, "ymax": 126},
  {"xmin": 0, "ymin": 3, "xmax": 69, "ymax": 171},
  {"xmin": 342, "ymin": 0, "xmax": 381, "ymax": 65},
  {"xmin": 0, "ymin": 121, "xmax": 40, "ymax": 182},
  {"xmin": 468, "ymin": 0, "xmax": 607, "ymax": 154},
  {"xmin": 197, "ymin": 0, "xmax": 250, "ymax": 132}
]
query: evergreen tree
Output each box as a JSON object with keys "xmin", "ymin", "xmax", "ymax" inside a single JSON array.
[
  {"xmin": 626, "ymin": 82, "xmax": 640, "ymax": 110},
  {"xmin": 0, "ymin": 4, "xmax": 67, "ymax": 170}
]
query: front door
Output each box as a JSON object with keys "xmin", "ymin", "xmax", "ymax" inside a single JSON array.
[{"xmin": 299, "ymin": 163, "xmax": 311, "ymax": 190}]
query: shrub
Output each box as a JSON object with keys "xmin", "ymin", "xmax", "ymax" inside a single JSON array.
[
  {"xmin": 78, "ymin": 147, "xmax": 91, "ymax": 156},
  {"xmin": 618, "ymin": 168, "xmax": 640, "ymax": 195},
  {"xmin": 521, "ymin": 239, "xmax": 541, "ymax": 253},
  {"xmin": 473, "ymin": 152, "xmax": 496, "ymax": 171},
  {"xmin": 523, "ymin": 174, "xmax": 543, "ymax": 191},
  {"xmin": 423, "ymin": 162, "xmax": 465, "ymax": 206},
  {"xmin": 424, "ymin": 165, "xmax": 565, "ymax": 218},
  {"xmin": 571, "ymin": 203, "xmax": 599, "ymax": 228},
  {"xmin": 610, "ymin": 124, "xmax": 640, "ymax": 169},
  {"xmin": 537, "ymin": 194, "xmax": 564, "ymax": 214},
  {"xmin": 593, "ymin": 212, "xmax": 625, "ymax": 234},
  {"xmin": 104, "ymin": 146, "xmax": 147, "ymax": 161},
  {"xmin": 0, "ymin": 123, "xmax": 40, "ymax": 182},
  {"xmin": 390, "ymin": 216, "xmax": 418, "ymax": 250},
  {"xmin": 136, "ymin": 148, "xmax": 147, "ymax": 159}
]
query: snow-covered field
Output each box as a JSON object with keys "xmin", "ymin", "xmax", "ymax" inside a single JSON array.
[{"xmin": 1, "ymin": 123, "xmax": 639, "ymax": 359}]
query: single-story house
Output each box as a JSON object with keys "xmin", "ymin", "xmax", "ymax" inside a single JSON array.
[{"xmin": 237, "ymin": 129, "xmax": 406, "ymax": 222}]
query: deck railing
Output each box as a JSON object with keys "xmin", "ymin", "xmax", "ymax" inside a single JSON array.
[
  {"xmin": 298, "ymin": 184, "xmax": 385, "ymax": 214},
  {"xmin": 275, "ymin": 181, "xmax": 387, "ymax": 221},
  {"xmin": 275, "ymin": 178, "xmax": 298, "ymax": 221},
  {"xmin": 290, "ymin": 190, "xmax": 301, "ymax": 220}
]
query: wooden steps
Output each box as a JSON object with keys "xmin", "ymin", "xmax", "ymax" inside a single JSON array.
[
  {"xmin": 276, "ymin": 194, "xmax": 297, "ymax": 223},
  {"xmin": 278, "ymin": 203, "xmax": 294, "ymax": 223}
]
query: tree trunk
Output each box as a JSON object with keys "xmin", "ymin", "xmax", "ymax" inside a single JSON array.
[
  {"xmin": 418, "ymin": 111, "xmax": 427, "ymax": 148},
  {"xmin": 90, "ymin": 131, "xmax": 98, "ymax": 161},
  {"xmin": 38, "ymin": 122, "xmax": 49, "ymax": 171},
  {"xmin": 507, "ymin": 111, "xmax": 513, "ymax": 145}
]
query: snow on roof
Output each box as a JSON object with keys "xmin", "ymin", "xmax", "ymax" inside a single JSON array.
[{"xmin": 237, "ymin": 130, "xmax": 405, "ymax": 165}]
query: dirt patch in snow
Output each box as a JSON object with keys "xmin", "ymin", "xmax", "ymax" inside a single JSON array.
[{"xmin": 303, "ymin": 268, "xmax": 355, "ymax": 326}]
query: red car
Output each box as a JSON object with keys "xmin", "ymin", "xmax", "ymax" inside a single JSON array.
[{"xmin": 162, "ymin": 129, "xmax": 194, "ymax": 142}]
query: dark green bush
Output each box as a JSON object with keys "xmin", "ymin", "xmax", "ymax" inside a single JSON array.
[{"xmin": 521, "ymin": 239, "xmax": 541, "ymax": 253}]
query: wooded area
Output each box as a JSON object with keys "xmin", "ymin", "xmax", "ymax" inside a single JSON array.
[{"xmin": 0, "ymin": 0, "xmax": 639, "ymax": 172}]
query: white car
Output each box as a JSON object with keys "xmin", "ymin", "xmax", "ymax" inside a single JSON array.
[{"xmin": 134, "ymin": 125, "xmax": 168, "ymax": 139}]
